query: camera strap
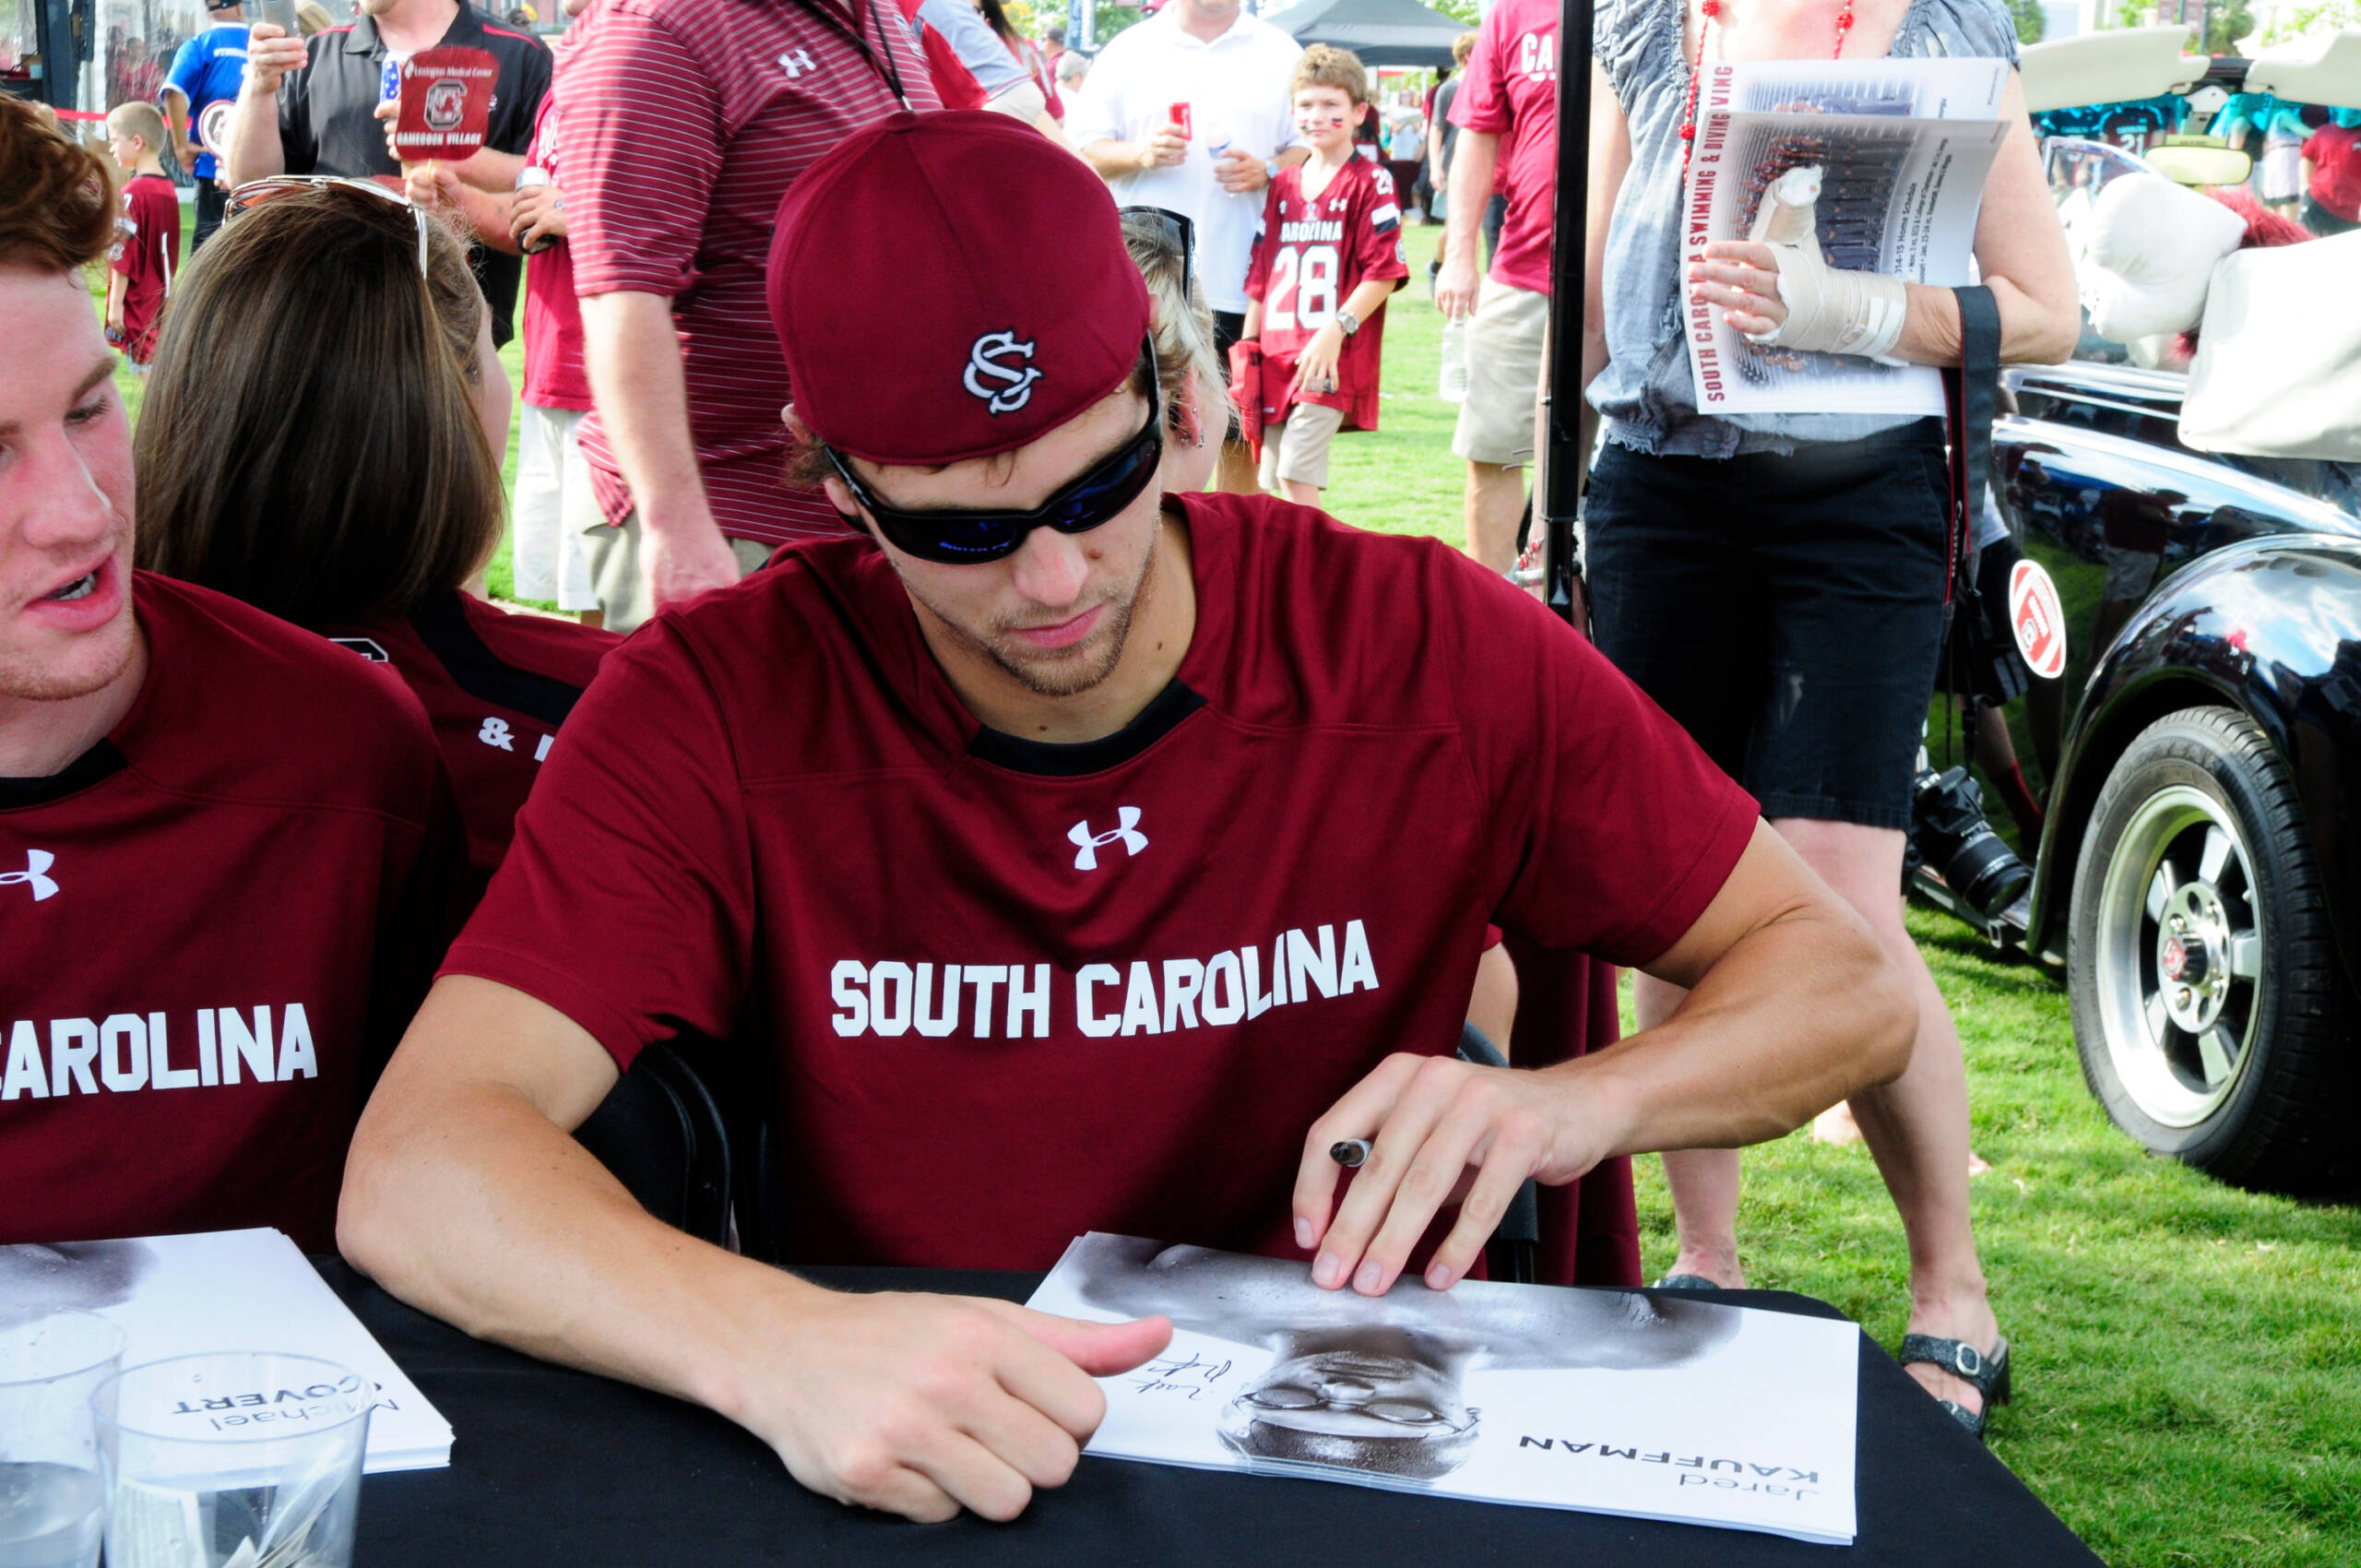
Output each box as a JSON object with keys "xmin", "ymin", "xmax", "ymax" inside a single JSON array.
[{"xmin": 1940, "ymin": 284, "xmax": 2002, "ymax": 612}]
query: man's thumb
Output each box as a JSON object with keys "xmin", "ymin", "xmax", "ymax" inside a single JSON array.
[{"xmin": 1003, "ymin": 1306, "xmax": 1173, "ymax": 1375}]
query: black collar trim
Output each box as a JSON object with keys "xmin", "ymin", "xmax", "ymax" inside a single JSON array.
[
  {"xmin": 0, "ymin": 741, "xmax": 130, "ymax": 809},
  {"xmin": 408, "ymin": 592, "xmax": 588, "ymax": 731},
  {"xmin": 967, "ymin": 679, "xmax": 1204, "ymax": 778}
]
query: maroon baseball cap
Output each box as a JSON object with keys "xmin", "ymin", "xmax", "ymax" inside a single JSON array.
[{"xmin": 766, "ymin": 110, "xmax": 1154, "ymax": 468}]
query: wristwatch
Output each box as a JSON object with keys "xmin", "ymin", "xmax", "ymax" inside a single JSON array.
[{"xmin": 1335, "ymin": 308, "xmax": 1361, "ymax": 337}]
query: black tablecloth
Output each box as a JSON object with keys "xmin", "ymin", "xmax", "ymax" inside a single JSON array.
[{"xmin": 329, "ymin": 1262, "xmax": 2100, "ymax": 1566}]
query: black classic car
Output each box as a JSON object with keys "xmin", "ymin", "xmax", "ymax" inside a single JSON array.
[
  {"xmin": 1880, "ymin": 24, "xmax": 2361, "ymax": 1191},
  {"xmin": 1930, "ymin": 360, "xmax": 2361, "ymax": 1193}
]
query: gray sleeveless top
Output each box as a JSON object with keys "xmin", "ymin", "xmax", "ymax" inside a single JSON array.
[{"xmin": 1587, "ymin": 0, "xmax": 2020, "ymax": 457}]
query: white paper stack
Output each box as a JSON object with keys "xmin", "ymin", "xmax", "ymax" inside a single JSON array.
[
  {"xmin": 6, "ymin": 1228, "xmax": 452, "ymax": 1473},
  {"xmin": 1028, "ymin": 1233, "xmax": 1859, "ymax": 1545}
]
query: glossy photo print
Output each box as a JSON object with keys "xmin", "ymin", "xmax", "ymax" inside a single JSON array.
[{"xmin": 1027, "ymin": 1235, "xmax": 1862, "ymax": 1544}]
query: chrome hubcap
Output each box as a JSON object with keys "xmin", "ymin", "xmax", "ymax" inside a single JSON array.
[{"xmin": 2094, "ymin": 786, "xmax": 2265, "ymax": 1128}]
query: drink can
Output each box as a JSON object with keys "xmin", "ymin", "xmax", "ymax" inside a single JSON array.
[
  {"xmin": 514, "ymin": 165, "xmax": 554, "ymax": 252},
  {"xmin": 1169, "ymin": 101, "xmax": 1191, "ymax": 139}
]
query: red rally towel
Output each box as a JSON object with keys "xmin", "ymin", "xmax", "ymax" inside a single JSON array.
[{"xmin": 1228, "ymin": 339, "xmax": 1264, "ymax": 463}]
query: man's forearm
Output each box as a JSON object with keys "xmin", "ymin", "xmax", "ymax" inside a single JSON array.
[
  {"xmin": 452, "ymin": 183, "xmax": 521, "ymax": 254},
  {"xmin": 339, "ymin": 993, "xmax": 812, "ymax": 1419},
  {"xmin": 1566, "ymin": 857, "xmax": 1914, "ymax": 1157},
  {"xmin": 453, "ymin": 147, "xmax": 526, "ymax": 193},
  {"xmin": 223, "ymin": 87, "xmax": 286, "ymax": 186},
  {"xmin": 1443, "ymin": 131, "xmax": 1498, "ymax": 267},
  {"xmin": 1081, "ymin": 137, "xmax": 1144, "ymax": 179},
  {"xmin": 579, "ymin": 289, "xmax": 717, "ymax": 539}
]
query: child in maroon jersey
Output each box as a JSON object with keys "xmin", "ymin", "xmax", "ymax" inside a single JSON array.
[
  {"xmin": 1238, "ymin": 46, "xmax": 1408, "ymax": 505},
  {"xmin": 133, "ymin": 182, "xmax": 616, "ymax": 899},
  {"xmin": 338, "ymin": 112, "xmax": 1912, "ymax": 1526},
  {"xmin": 102, "ymin": 101, "xmax": 180, "ymax": 367},
  {"xmin": 0, "ymin": 100, "xmax": 460, "ymax": 1251}
]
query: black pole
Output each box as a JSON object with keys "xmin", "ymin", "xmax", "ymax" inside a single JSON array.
[{"xmin": 1539, "ymin": 0, "xmax": 1596, "ymax": 624}]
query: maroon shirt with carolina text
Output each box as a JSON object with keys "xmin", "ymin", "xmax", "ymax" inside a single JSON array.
[
  {"xmin": 319, "ymin": 592, "xmax": 616, "ymax": 900},
  {"xmin": 442, "ymin": 495, "xmax": 1758, "ymax": 1272},
  {"xmin": 1450, "ymin": 0, "xmax": 1559, "ymax": 295},
  {"xmin": 1245, "ymin": 156, "xmax": 1410, "ymax": 432},
  {"xmin": 560, "ymin": 0, "xmax": 940, "ymax": 545},
  {"xmin": 0, "ymin": 576, "xmax": 461, "ymax": 1250}
]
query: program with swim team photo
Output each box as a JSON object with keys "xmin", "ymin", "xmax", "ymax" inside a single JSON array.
[{"xmin": 1026, "ymin": 1235, "xmax": 1861, "ymax": 1545}]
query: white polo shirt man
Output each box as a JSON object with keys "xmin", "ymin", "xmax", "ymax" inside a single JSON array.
[{"xmin": 1070, "ymin": 0, "xmax": 1304, "ymax": 320}]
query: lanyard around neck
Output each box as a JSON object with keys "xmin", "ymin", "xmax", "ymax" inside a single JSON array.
[{"xmin": 789, "ymin": 0, "xmax": 913, "ymax": 110}]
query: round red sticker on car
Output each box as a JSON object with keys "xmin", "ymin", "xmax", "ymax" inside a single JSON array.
[{"xmin": 2009, "ymin": 558, "xmax": 2067, "ymax": 681}]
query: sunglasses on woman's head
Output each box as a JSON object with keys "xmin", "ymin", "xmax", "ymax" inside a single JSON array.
[
  {"xmin": 226, "ymin": 174, "xmax": 432, "ymax": 278},
  {"xmin": 825, "ymin": 342, "xmax": 1164, "ymax": 566},
  {"xmin": 1119, "ymin": 206, "xmax": 1195, "ymax": 303}
]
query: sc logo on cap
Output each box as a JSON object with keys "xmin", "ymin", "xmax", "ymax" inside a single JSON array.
[{"xmin": 963, "ymin": 329, "xmax": 1042, "ymax": 415}]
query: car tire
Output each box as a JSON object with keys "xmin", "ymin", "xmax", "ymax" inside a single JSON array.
[{"xmin": 2068, "ymin": 707, "xmax": 2355, "ymax": 1191}]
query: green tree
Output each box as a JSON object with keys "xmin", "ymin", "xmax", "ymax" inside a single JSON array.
[
  {"xmin": 2202, "ymin": 0, "xmax": 2254, "ymax": 52},
  {"xmin": 2007, "ymin": 0, "xmax": 2046, "ymax": 43},
  {"xmin": 2256, "ymin": 0, "xmax": 2359, "ymax": 45},
  {"xmin": 1428, "ymin": 0, "xmax": 1480, "ymax": 23}
]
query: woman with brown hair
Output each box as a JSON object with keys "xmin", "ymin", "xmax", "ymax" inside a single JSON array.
[{"xmin": 135, "ymin": 178, "xmax": 617, "ymax": 898}]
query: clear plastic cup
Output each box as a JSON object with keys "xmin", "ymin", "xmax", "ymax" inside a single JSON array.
[
  {"xmin": 0, "ymin": 1308, "xmax": 124, "ymax": 1568},
  {"xmin": 93, "ymin": 1353, "xmax": 370, "ymax": 1568}
]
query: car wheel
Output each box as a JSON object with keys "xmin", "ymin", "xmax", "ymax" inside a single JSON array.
[{"xmin": 2068, "ymin": 707, "xmax": 2355, "ymax": 1190}]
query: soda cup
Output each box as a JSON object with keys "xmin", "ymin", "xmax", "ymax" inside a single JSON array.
[{"xmin": 1169, "ymin": 101, "xmax": 1192, "ymax": 139}]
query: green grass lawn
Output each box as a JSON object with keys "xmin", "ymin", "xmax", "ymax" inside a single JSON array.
[{"xmin": 114, "ymin": 205, "xmax": 2359, "ymax": 1568}]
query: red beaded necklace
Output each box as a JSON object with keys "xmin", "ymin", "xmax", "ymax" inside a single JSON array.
[{"xmin": 1679, "ymin": 0, "xmax": 1857, "ymax": 170}]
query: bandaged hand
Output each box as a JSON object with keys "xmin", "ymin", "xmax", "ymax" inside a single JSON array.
[{"xmin": 1687, "ymin": 165, "xmax": 1908, "ymax": 361}]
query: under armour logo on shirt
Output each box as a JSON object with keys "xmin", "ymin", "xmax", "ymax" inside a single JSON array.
[
  {"xmin": 2, "ymin": 849, "xmax": 59, "ymax": 902},
  {"xmin": 963, "ymin": 329, "xmax": 1042, "ymax": 415},
  {"xmin": 778, "ymin": 46, "xmax": 818, "ymax": 77},
  {"xmin": 1068, "ymin": 807, "xmax": 1146, "ymax": 871}
]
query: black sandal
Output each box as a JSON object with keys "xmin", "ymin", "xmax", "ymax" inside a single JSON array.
[
  {"xmin": 1899, "ymin": 1333, "xmax": 2011, "ymax": 1441},
  {"xmin": 1650, "ymin": 1273, "xmax": 1725, "ymax": 1291}
]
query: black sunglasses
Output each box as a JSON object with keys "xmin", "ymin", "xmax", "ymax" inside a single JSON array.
[
  {"xmin": 1120, "ymin": 206, "xmax": 1195, "ymax": 306},
  {"xmin": 826, "ymin": 342, "xmax": 1164, "ymax": 565}
]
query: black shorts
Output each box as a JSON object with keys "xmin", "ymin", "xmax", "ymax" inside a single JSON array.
[
  {"xmin": 1585, "ymin": 419, "xmax": 1952, "ymax": 832},
  {"xmin": 1214, "ymin": 309, "xmax": 1247, "ymax": 442},
  {"xmin": 192, "ymin": 179, "xmax": 226, "ymax": 252}
]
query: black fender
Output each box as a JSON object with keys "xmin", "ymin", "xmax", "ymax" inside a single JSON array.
[{"xmin": 2027, "ymin": 537, "xmax": 2361, "ymax": 987}]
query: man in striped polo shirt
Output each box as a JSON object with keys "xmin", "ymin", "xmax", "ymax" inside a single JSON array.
[{"xmin": 555, "ymin": 0, "xmax": 941, "ymax": 632}]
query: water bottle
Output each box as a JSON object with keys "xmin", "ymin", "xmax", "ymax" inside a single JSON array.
[{"xmin": 1439, "ymin": 315, "xmax": 1469, "ymax": 402}]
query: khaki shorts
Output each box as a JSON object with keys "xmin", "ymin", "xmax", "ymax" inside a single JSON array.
[
  {"xmin": 1257, "ymin": 400, "xmax": 1347, "ymax": 491},
  {"xmin": 1451, "ymin": 277, "xmax": 1549, "ymax": 468},
  {"xmin": 569, "ymin": 481, "xmax": 776, "ymax": 635}
]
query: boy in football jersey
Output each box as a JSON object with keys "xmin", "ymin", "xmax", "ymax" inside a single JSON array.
[
  {"xmin": 102, "ymin": 102, "xmax": 180, "ymax": 368},
  {"xmin": 1238, "ymin": 46, "xmax": 1408, "ymax": 505},
  {"xmin": 340, "ymin": 112, "xmax": 1913, "ymax": 1526},
  {"xmin": 0, "ymin": 99, "xmax": 460, "ymax": 1252}
]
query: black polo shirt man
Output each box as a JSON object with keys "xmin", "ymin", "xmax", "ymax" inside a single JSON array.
[{"xmin": 275, "ymin": 0, "xmax": 549, "ymax": 343}]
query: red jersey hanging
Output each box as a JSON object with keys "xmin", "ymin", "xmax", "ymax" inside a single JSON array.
[{"xmin": 1243, "ymin": 157, "xmax": 1409, "ymax": 433}]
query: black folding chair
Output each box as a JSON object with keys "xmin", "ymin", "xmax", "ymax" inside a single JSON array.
[
  {"xmin": 573, "ymin": 1040, "xmax": 735, "ymax": 1248},
  {"xmin": 1457, "ymin": 1022, "xmax": 1541, "ymax": 1285}
]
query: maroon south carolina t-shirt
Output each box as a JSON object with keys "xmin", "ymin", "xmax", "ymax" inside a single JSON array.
[
  {"xmin": 319, "ymin": 592, "xmax": 617, "ymax": 901},
  {"xmin": 1450, "ymin": 0, "xmax": 1559, "ymax": 296},
  {"xmin": 442, "ymin": 494, "xmax": 1758, "ymax": 1272},
  {"xmin": 0, "ymin": 575, "xmax": 462, "ymax": 1251}
]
